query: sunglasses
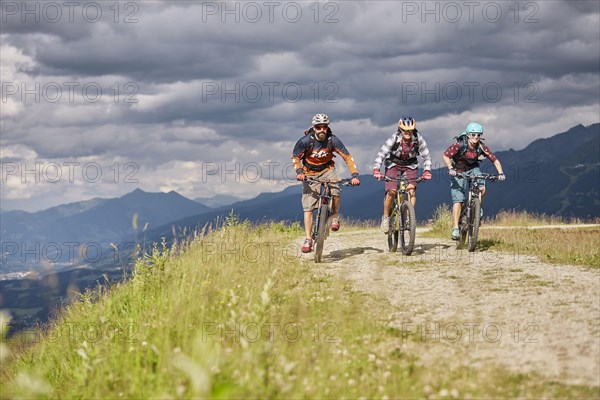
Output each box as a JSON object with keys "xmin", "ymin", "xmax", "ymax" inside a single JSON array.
[
  {"xmin": 401, "ymin": 129, "xmax": 415, "ymax": 134},
  {"xmin": 469, "ymin": 133, "xmax": 482, "ymax": 137},
  {"xmin": 314, "ymin": 124, "xmax": 328, "ymax": 131}
]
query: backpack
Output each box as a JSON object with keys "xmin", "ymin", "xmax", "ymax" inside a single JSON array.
[
  {"xmin": 454, "ymin": 131, "xmax": 484, "ymax": 158},
  {"xmin": 300, "ymin": 127, "xmax": 336, "ymax": 172},
  {"xmin": 304, "ymin": 127, "xmax": 334, "ymax": 156},
  {"xmin": 390, "ymin": 130, "xmax": 420, "ymax": 155},
  {"xmin": 388, "ymin": 130, "xmax": 420, "ymax": 166}
]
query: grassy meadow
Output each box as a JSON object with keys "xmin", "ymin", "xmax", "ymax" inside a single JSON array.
[
  {"xmin": 1, "ymin": 214, "xmax": 598, "ymax": 399},
  {"xmin": 425, "ymin": 206, "xmax": 600, "ymax": 268}
]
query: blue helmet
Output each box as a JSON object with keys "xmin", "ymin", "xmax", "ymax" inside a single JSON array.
[{"xmin": 466, "ymin": 122, "xmax": 483, "ymax": 135}]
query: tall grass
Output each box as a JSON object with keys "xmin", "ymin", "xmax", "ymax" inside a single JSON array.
[
  {"xmin": 1, "ymin": 221, "xmax": 597, "ymax": 398},
  {"xmin": 491, "ymin": 210, "xmax": 591, "ymax": 226},
  {"xmin": 426, "ymin": 208, "xmax": 600, "ymax": 267},
  {"xmin": 423, "ymin": 204, "xmax": 453, "ymax": 237},
  {"xmin": 480, "ymin": 227, "xmax": 600, "ymax": 268}
]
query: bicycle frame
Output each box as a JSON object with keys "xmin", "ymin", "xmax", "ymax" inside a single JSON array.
[
  {"xmin": 305, "ymin": 177, "xmax": 354, "ymax": 263},
  {"xmin": 312, "ymin": 181, "xmax": 333, "ymax": 240},
  {"xmin": 384, "ymin": 174, "xmax": 423, "ymax": 255},
  {"xmin": 456, "ymin": 172, "xmax": 498, "ymax": 252}
]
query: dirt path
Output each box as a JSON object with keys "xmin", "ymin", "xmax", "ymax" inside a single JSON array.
[{"xmin": 297, "ymin": 228, "xmax": 600, "ymax": 387}]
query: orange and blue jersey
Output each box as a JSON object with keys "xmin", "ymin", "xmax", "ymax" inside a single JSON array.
[{"xmin": 291, "ymin": 131, "xmax": 359, "ymax": 177}]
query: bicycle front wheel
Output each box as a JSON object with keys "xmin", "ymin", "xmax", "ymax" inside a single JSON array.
[
  {"xmin": 314, "ymin": 204, "xmax": 330, "ymax": 263},
  {"xmin": 399, "ymin": 200, "xmax": 417, "ymax": 255},
  {"xmin": 387, "ymin": 200, "xmax": 399, "ymax": 253},
  {"xmin": 456, "ymin": 203, "xmax": 472, "ymax": 250},
  {"xmin": 467, "ymin": 197, "xmax": 481, "ymax": 252}
]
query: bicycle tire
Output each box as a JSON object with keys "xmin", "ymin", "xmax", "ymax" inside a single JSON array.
[
  {"xmin": 457, "ymin": 205, "xmax": 468, "ymax": 249},
  {"xmin": 467, "ymin": 197, "xmax": 481, "ymax": 252},
  {"xmin": 399, "ymin": 200, "xmax": 417, "ymax": 255},
  {"xmin": 314, "ymin": 204, "xmax": 330, "ymax": 263},
  {"xmin": 387, "ymin": 200, "xmax": 399, "ymax": 253}
]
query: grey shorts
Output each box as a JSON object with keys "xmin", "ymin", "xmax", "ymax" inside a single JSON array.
[
  {"xmin": 301, "ymin": 168, "xmax": 341, "ymax": 211},
  {"xmin": 450, "ymin": 168, "xmax": 484, "ymax": 203}
]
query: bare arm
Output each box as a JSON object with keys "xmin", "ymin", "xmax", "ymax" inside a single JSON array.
[
  {"xmin": 493, "ymin": 159, "xmax": 504, "ymax": 175},
  {"xmin": 443, "ymin": 155, "xmax": 454, "ymax": 170}
]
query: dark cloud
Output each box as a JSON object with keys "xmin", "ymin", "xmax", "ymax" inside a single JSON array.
[{"xmin": 1, "ymin": 0, "xmax": 598, "ymax": 210}]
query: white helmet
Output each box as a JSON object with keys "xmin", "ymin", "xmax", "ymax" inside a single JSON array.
[{"xmin": 312, "ymin": 113, "xmax": 330, "ymax": 126}]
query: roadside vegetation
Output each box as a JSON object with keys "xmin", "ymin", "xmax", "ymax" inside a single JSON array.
[
  {"xmin": 425, "ymin": 206, "xmax": 600, "ymax": 268},
  {"xmin": 1, "ymin": 215, "xmax": 598, "ymax": 398}
]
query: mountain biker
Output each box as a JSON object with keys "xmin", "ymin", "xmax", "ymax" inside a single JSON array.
[
  {"xmin": 292, "ymin": 113, "xmax": 361, "ymax": 253},
  {"xmin": 372, "ymin": 116, "xmax": 432, "ymax": 234},
  {"xmin": 442, "ymin": 122, "xmax": 506, "ymax": 240}
]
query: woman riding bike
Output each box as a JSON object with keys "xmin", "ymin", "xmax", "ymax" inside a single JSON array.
[
  {"xmin": 372, "ymin": 116, "xmax": 432, "ymax": 234},
  {"xmin": 442, "ymin": 122, "xmax": 506, "ymax": 240}
]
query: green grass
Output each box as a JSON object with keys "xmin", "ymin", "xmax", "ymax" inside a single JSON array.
[
  {"xmin": 491, "ymin": 210, "xmax": 597, "ymax": 226},
  {"xmin": 425, "ymin": 207, "xmax": 600, "ymax": 268},
  {"xmin": 423, "ymin": 204, "xmax": 454, "ymax": 238},
  {"xmin": 480, "ymin": 227, "xmax": 600, "ymax": 268},
  {"xmin": 1, "ymin": 221, "xmax": 598, "ymax": 398}
]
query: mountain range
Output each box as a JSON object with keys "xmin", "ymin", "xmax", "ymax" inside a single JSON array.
[{"xmin": 193, "ymin": 194, "xmax": 245, "ymax": 208}]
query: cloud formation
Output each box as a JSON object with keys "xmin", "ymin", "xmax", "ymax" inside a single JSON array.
[{"xmin": 1, "ymin": 0, "xmax": 599, "ymax": 211}]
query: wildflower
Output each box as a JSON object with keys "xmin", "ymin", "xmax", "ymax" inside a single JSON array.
[{"xmin": 423, "ymin": 385, "xmax": 433, "ymax": 396}]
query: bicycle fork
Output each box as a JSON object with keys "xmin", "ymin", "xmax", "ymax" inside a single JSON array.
[
  {"xmin": 313, "ymin": 186, "xmax": 331, "ymax": 240},
  {"xmin": 460, "ymin": 192, "xmax": 472, "ymax": 232},
  {"xmin": 462, "ymin": 186, "xmax": 482, "ymax": 231},
  {"xmin": 396, "ymin": 192, "xmax": 404, "ymax": 231}
]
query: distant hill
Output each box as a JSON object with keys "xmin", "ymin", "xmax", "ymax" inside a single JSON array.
[
  {"xmin": 0, "ymin": 189, "xmax": 211, "ymax": 269},
  {"xmin": 194, "ymin": 194, "xmax": 245, "ymax": 208}
]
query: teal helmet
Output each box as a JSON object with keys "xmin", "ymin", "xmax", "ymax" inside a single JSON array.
[{"xmin": 466, "ymin": 122, "xmax": 483, "ymax": 135}]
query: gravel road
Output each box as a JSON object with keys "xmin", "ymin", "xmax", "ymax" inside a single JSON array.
[{"xmin": 298, "ymin": 227, "xmax": 600, "ymax": 387}]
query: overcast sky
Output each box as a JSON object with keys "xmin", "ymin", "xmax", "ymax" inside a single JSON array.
[{"xmin": 1, "ymin": 0, "xmax": 599, "ymax": 211}]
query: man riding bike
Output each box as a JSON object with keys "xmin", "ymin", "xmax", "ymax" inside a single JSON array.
[
  {"xmin": 372, "ymin": 116, "xmax": 432, "ymax": 234},
  {"xmin": 292, "ymin": 113, "xmax": 360, "ymax": 253},
  {"xmin": 442, "ymin": 122, "xmax": 506, "ymax": 240}
]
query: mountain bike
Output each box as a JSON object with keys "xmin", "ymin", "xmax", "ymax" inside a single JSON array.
[
  {"xmin": 383, "ymin": 175, "xmax": 424, "ymax": 255},
  {"xmin": 455, "ymin": 172, "xmax": 499, "ymax": 252},
  {"xmin": 305, "ymin": 177, "xmax": 356, "ymax": 263}
]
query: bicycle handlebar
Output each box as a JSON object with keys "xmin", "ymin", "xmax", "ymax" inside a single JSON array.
[
  {"xmin": 455, "ymin": 172, "xmax": 500, "ymax": 182},
  {"xmin": 304, "ymin": 177, "xmax": 358, "ymax": 186},
  {"xmin": 382, "ymin": 176, "xmax": 424, "ymax": 184}
]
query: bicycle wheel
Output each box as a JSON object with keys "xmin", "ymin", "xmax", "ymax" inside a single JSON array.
[
  {"xmin": 314, "ymin": 204, "xmax": 330, "ymax": 263},
  {"xmin": 457, "ymin": 205, "xmax": 468, "ymax": 249},
  {"xmin": 387, "ymin": 200, "xmax": 399, "ymax": 252},
  {"xmin": 467, "ymin": 197, "xmax": 481, "ymax": 252},
  {"xmin": 399, "ymin": 200, "xmax": 417, "ymax": 255}
]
